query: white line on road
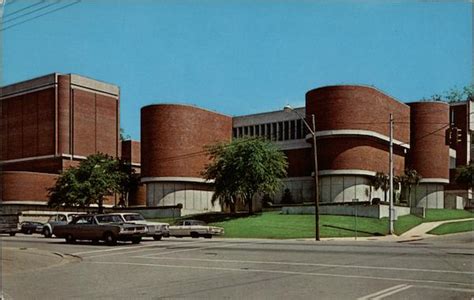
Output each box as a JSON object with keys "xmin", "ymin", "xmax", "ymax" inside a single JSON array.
[
  {"xmin": 130, "ymin": 256, "xmax": 474, "ymax": 275},
  {"xmin": 72, "ymin": 241, "xmax": 204, "ymax": 258},
  {"xmin": 357, "ymin": 284, "xmax": 409, "ymax": 300},
  {"xmin": 358, "ymin": 284, "xmax": 414, "ymax": 300},
  {"xmin": 372, "ymin": 285, "xmax": 412, "ymax": 299},
  {"xmin": 86, "ymin": 261, "xmax": 474, "ymax": 289},
  {"xmin": 85, "ymin": 241, "xmax": 244, "ymax": 258}
]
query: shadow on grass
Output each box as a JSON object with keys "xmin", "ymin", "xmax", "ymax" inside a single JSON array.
[{"xmin": 323, "ymin": 224, "xmax": 385, "ymax": 236}]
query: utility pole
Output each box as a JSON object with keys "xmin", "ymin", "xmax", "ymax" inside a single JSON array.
[
  {"xmin": 389, "ymin": 114, "xmax": 394, "ymax": 234},
  {"xmin": 312, "ymin": 114, "xmax": 320, "ymax": 241}
]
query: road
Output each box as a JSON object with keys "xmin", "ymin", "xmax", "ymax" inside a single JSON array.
[{"xmin": 1, "ymin": 233, "xmax": 473, "ymax": 299}]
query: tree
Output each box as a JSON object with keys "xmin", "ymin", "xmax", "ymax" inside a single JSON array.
[
  {"xmin": 48, "ymin": 153, "xmax": 122, "ymax": 213},
  {"xmin": 371, "ymin": 172, "xmax": 389, "ymax": 202},
  {"xmin": 455, "ymin": 163, "xmax": 474, "ymax": 189},
  {"xmin": 116, "ymin": 159, "xmax": 140, "ymax": 207},
  {"xmin": 424, "ymin": 84, "xmax": 474, "ymax": 103},
  {"xmin": 202, "ymin": 137, "xmax": 288, "ymax": 214},
  {"xmin": 120, "ymin": 128, "xmax": 131, "ymax": 141},
  {"xmin": 398, "ymin": 169, "xmax": 422, "ymax": 207}
]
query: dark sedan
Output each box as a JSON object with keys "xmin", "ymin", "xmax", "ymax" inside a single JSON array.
[
  {"xmin": 20, "ymin": 221, "xmax": 44, "ymax": 235},
  {"xmin": 53, "ymin": 214, "xmax": 147, "ymax": 245}
]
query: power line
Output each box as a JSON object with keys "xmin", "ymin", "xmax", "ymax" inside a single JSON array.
[
  {"xmin": 1, "ymin": 0, "xmax": 80, "ymax": 32},
  {"xmin": 3, "ymin": 0, "xmax": 59, "ymax": 24},
  {"xmin": 3, "ymin": 0, "xmax": 45, "ymax": 19}
]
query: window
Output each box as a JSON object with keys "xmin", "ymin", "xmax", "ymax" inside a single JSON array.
[
  {"xmin": 278, "ymin": 122, "xmax": 283, "ymax": 141},
  {"xmin": 290, "ymin": 120, "xmax": 296, "ymax": 140},
  {"xmin": 284, "ymin": 121, "xmax": 289, "ymax": 140},
  {"xmin": 232, "ymin": 128, "xmax": 237, "ymax": 138},
  {"xmin": 296, "ymin": 120, "xmax": 303, "ymax": 139}
]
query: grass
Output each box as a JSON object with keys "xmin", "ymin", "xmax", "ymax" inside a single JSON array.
[
  {"xmin": 147, "ymin": 209, "xmax": 473, "ymax": 239},
  {"xmin": 427, "ymin": 220, "xmax": 474, "ymax": 235}
]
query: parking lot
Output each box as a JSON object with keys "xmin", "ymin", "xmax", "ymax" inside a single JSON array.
[{"xmin": 2, "ymin": 233, "xmax": 473, "ymax": 299}]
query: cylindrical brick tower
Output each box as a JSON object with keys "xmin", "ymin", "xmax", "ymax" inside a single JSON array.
[
  {"xmin": 141, "ymin": 104, "xmax": 232, "ymax": 213},
  {"xmin": 408, "ymin": 102, "xmax": 450, "ymax": 208},
  {"xmin": 305, "ymin": 85, "xmax": 411, "ymax": 203}
]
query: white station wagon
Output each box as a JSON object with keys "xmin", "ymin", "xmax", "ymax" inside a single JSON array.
[
  {"xmin": 169, "ymin": 220, "xmax": 224, "ymax": 239},
  {"xmin": 109, "ymin": 213, "xmax": 169, "ymax": 241}
]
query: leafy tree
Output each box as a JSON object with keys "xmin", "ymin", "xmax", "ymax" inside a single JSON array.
[
  {"xmin": 120, "ymin": 128, "xmax": 131, "ymax": 141},
  {"xmin": 455, "ymin": 163, "xmax": 474, "ymax": 189},
  {"xmin": 398, "ymin": 169, "xmax": 422, "ymax": 207},
  {"xmin": 48, "ymin": 153, "xmax": 122, "ymax": 213},
  {"xmin": 424, "ymin": 84, "xmax": 474, "ymax": 103},
  {"xmin": 371, "ymin": 172, "xmax": 389, "ymax": 202},
  {"xmin": 203, "ymin": 137, "xmax": 288, "ymax": 214},
  {"xmin": 116, "ymin": 159, "xmax": 140, "ymax": 207}
]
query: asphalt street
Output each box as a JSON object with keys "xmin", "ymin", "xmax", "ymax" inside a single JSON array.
[{"xmin": 1, "ymin": 233, "xmax": 473, "ymax": 299}]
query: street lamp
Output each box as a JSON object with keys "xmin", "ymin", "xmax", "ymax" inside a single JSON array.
[{"xmin": 283, "ymin": 105, "xmax": 320, "ymax": 241}]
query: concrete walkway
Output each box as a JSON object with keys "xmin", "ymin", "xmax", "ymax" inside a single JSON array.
[
  {"xmin": 320, "ymin": 218, "xmax": 474, "ymax": 242},
  {"xmin": 398, "ymin": 217, "xmax": 474, "ymax": 240}
]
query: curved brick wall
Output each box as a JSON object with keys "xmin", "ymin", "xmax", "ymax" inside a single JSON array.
[
  {"xmin": 318, "ymin": 137, "xmax": 405, "ymax": 175},
  {"xmin": 1, "ymin": 171, "xmax": 58, "ymax": 203},
  {"xmin": 304, "ymin": 85, "xmax": 410, "ymax": 176},
  {"xmin": 141, "ymin": 104, "xmax": 232, "ymax": 178},
  {"xmin": 306, "ymin": 85, "xmax": 410, "ymax": 143},
  {"xmin": 408, "ymin": 102, "xmax": 449, "ymax": 181}
]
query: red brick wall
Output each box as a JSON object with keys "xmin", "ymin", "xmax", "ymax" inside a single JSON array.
[
  {"xmin": 58, "ymin": 75, "xmax": 71, "ymax": 155},
  {"xmin": 306, "ymin": 85, "xmax": 410, "ymax": 143},
  {"xmin": 129, "ymin": 184, "xmax": 146, "ymax": 206},
  {"xmin": 121, "ymin": 140, "xmax": 141, "ymax": 165},
  {"xmin": 1, "ymin": 171, "xmax": 58, "ymax": 202},
  {"xmin": 72, "ymin": 89, "xmax": 118, "ymax": 157},
  {"xmin": 141, "ymin": 104, "xmax": 232, "ymax": 178},
  {"xmin": 0, "ymin": 88, "xmax": 55, "ymax": 161},
  {"xmin": 408, "ymin": 102, "xmax": 449, "ymax": 180},
  {"xmin": 318, "ymin": 137, "xmax": 406, "ymax": 176},
  {"xmin": 284, "ymin": 148, "xmax": 313, "ymax": 177}
]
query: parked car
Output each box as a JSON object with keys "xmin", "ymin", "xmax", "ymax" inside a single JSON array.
[
  {"xmin": 53, "ymin": 214, "xmax": 147, "ymax": 245},
  {"xmin": 169, "ymin": 220, "xmax": 224, "ymax": 238},
  {"xmin": 0, "ymin": 214, "xmax": 20, "ymax": 236},
  {"xmin": 42, "ymin": 212, "xmax": 85, "ymax": 238},
  {"xmin": 108, "ymin": 213, "xmax": 169, "ymax": 240},
  {"xmin": 20, "ymin": 221, "xmax": 44, "ymax": 235}
]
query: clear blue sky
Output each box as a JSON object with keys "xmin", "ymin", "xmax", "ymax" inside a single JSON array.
[{"xmin": 3, "ymin": 0, "xmax": 472, "ymax": 140}]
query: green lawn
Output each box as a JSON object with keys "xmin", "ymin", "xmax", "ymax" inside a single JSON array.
[
  {"xmin": 148, "ymin": 209, "xmax": 473, "ymax": 239},
  {"xmin": 428, "ymin": 220, "xmax": 474, "ymax": 235}
]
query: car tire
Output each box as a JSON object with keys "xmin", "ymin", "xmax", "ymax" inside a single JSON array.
[
  {"xmin": 65, "ymin": 234, "xmax": 75, "ymax": 244},
  {"xmin": 204, "ymin": 234, "xmax": 212, "ymax": 239},
  {"xmin": 132, "ymin": 237, "xmax": 142, "ymax": 244},
  {"xmin": 190, "ymin": 232, "xmax": 199, "ymax": 238},
  {"xmin": 103, "ymin": 232, "xmax": 117, "ymax": 246},
  {"xmin": 153, "ymin": 235, "xmax": 162, "ymax": 241},
  {"xmin": 26, "ymin": 229, "xmax": 32, "ymax": 235},
  {"xmin": 9, "ymin": 232, "xmax": 16, "ymax": 237},
  {"xmin": 43, "ymin": 227, "xmax": 52, "ymax": 238}
]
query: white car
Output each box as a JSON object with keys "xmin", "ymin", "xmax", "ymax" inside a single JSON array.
[
  {"xmin": 108, "ymin": 213, "xmax": 169, "ymax": 241},
  {"xmin": 169, "ymin": 220, "xmax": 224, "ymax": 239},
  {"xmin": 43, "ymin": 212, "xmax": 85, "ymax": 238}
]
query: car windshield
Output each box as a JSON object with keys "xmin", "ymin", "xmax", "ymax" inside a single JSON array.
[
  {"xmin": 123, "ymin": 214, "xmax": 145, "ymax": 221},
  {"xmin": 96, "ymin": 215, "xmax": 123, "ymax": 224}
]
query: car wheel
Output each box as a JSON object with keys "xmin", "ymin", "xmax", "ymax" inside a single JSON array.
[
  {"xmin": 190, "ymin": 232, "xmax": 199, "ymax": 238},
  {"xmin": 204, "ymin": 234, "xmax": 212, "ymax": 239},
  {"xmin": 65, "ymin": 234, "xmax": 75, "ymax": 244},
  {"xmin": 26, "ymin": 229, "xmax": 32, "ymax": 235},
  {"xmin": 103, "ymin": 232, "xmax": 117, "ymax": 246},
  {"xmin": 9, "ymin": 232, "xmax": 16, "ymax": 237},
  {"xmin": 132, "ymin": 237, "xmax": 141, "ymax": 244},
  {"xmin": 153, "ymin": 235, "xmax": 162, "ymax": 241},
  {"xmin": 43, "ymin": 227, "xmax": 52, "ymax": 238}
]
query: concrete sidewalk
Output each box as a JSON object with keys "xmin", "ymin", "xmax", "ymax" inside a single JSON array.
[{"xmin": 321, "ymin": 217, "xmax": 474, "ymax": 242}]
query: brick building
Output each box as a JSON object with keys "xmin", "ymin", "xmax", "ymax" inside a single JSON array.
[
  {"xmin": 1, "ymin": 73, "xmax": 120, "ymax": 211},
  {"xmin": 1, "ymin": 73, "xmax": 471, "ymax": 213}
]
